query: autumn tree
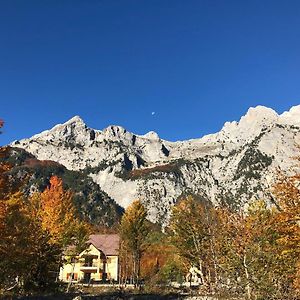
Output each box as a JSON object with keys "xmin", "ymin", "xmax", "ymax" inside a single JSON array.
[
  {"xmin": 35, "ymin": 175, "xmax": 89, "ymax": 249},
  {"xmin": 140, "ymin": 228, "xmax": 185, "ymax": 287},
  {"xmin": 223, "ymin": 201, "xmax": 275, "ymax": 298},
  {"xmin": 0, "ymin": 122, "xmax": 89, "ymax": 292},
  {"xmin": 168, "ymin": 196, "xmax": 223, "ymax": 290},
  {"xmin": 28, "ymin": 176, "xmax": 90, "ymax": 292},
  {"xmin": 0, "ymin": 192, "xmax": 60, "ymax": 292},
  {"xmin": 220, "ymin": 173, "xmax": 299, "ymax": 299},
  {"xmin": 271, "ymin": 174, "xmax": 300, "ymax": 298},
  {"xmin": 213, "ymin": 196, "xmax": 300, "ymax": 300},
  {"xmin": 167, "ymin": 195, "xmax": 299, "ymax": 299},
  {"xmin": 119, "ymin": 200, "xmax": 150, "ymax": 286},
  {"xmin": 0, "ymin": 174, "xmax": 89, "ymax": 293}
]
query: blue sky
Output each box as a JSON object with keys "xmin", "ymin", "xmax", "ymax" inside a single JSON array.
[{"xmin": 1, "ymin": 0, "xmax": 300, "ymax": 145}]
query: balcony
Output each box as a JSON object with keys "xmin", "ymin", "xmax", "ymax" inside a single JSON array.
[{"xmin": 80, "ymin": 262, "xmax": 98, "ymax": 273}]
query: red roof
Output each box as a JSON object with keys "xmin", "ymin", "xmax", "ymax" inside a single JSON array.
[{"xmin": 88, "ymin": 234, "xmax": 120, "ymax": 256}]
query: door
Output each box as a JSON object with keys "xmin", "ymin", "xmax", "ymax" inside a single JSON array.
[{"xmin": 84, "ymin": 272, "xmax": 91, "ymax": 283}]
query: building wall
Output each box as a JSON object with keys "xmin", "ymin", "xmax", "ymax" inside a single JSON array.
[
  {"xmin": 106, "ymin": 255, "xmax": 118, "ymax": 281},
  {"xmin": 59, "ymin": 262, "xmax": 83, "ymax": 282},
  {"xmin": 59, "ymin": 244, "xmax": 119, "ymax": 282}
]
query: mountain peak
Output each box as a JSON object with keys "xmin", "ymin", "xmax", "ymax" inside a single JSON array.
[
  {"xmin": 64, "ymin": 115, "xmax": 85, "ymax": 125},
  {"xmin": 102, "ymin": 125, "xmax": 133, "ymax": 140},
  {"xmin": 279, "ymin": 105, "xmax": 300, "ymax": 125},
  {"xmin": 242, "ymin": 106, "xmax": 278, "ymax": 121},
  {"xmin": 235, "ymin": 105, "xmax": 278, "ymax": 131},
  {"xmin": 27, "ymin": 115, "xmax": 88, "ymax": 141},
  {"xmin": 214, "ymin": 105, "xmax": 279, "ymax": 145},
  {"xmin": 103, "ymin": 125, "xmax": 127, "ymax": 134},
  {"xmin": 10, "ymin": 104, "xmax": 300, "ymax": 225},
  {"xmin": 143, "ymin": 131, "xmax": 160, "ymax": 140}
]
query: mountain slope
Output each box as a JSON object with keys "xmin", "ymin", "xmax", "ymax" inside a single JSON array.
[
  {"xmin": 11, "ymin": 105, "xmax": 300, "ymax": 224},
  {"xmin": 1, "ymin": 146, "xmax": 123, "ymax": 226}
]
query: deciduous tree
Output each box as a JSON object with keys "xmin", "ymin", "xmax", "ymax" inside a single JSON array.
[
  {"xmin": 36, "ymin": 176, "xmax": 89, "ymax": 248},
  {"xmin": 0, "ymin": 192, "xmax": 60, "ymax": 291},
  {"xmin": 119, "ymin": 200, "xmax": 150, "ymax": 286},
  {"xmin": 168, "ymin": 196, "xmax": 222, "ymax": 289}
]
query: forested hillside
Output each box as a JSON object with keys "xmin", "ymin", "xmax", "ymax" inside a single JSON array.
[{"xmin": 0, "ymin": 146, "xmax": 123, "ymax": 226}]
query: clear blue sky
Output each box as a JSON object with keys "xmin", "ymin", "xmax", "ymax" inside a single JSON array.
[{"xmin": 1, "ymin": 0, "xmax": 300, "ymax": 145}]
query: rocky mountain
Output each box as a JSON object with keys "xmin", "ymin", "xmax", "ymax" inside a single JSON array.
[{"xmin": 11, "ymin": 105, "xmax": 300, "ymax": 225}]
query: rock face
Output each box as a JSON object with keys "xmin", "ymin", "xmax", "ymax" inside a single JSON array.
[{"xmin": 11, "ymin": 105, "xmax": 300, "ymax": 225}]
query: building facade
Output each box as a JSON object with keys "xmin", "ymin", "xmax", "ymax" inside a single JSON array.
[{"xmin": 59, "ymin": 234, "xmax": 120, "ymax": 283}]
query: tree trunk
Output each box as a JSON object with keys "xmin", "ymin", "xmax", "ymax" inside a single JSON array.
[
  {"xmin": 243, "ymin": 254, "xmax": 251, "ymax": 299},
  {"xmin": 133, "ymin": 255, "xmax": 136, "ymax": 285},
  {"xmin": 66, "ymin": 260, "xmax": 75, "ymax": 293},
  {"xmin": 198, "ymin": 260, "xmax": 205, "ymax": 285},
  {"xmin": 137, "ymin": 256, "xmax": 141, "ymax": 288}
]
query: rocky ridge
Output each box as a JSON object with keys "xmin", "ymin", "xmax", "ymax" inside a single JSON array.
[{"xmin": 11, "ymin": 105, "xmax": 300, "ymax": 224}]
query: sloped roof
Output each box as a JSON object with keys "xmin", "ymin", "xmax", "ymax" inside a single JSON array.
[{"xmin": 87, "ymin": 234, "xmax": 120, "ymax": 256}]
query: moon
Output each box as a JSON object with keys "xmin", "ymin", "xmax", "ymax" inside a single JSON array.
[{"xmin": 151, "ymin": 112, "xmax": 155, "ymax": 116}]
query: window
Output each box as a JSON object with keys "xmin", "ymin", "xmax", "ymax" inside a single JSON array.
[{"xmin": 67, "ymin": 273, "xmax": 78, "ymax": 280}]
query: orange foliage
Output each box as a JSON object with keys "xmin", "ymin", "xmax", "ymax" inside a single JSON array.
[
  {"xmin": 272, "ymin": 174, "xmax": 300, "ymax": 295},
  {"xmin": 39, "ymin": 176, "xmax": 77, "ymax": 245},
  {"xmin": 141, "ymin": 242, "xmax": 175, "ymax": 280}
]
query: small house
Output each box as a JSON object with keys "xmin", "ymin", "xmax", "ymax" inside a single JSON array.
[{"xmin": 59, "ymin": 234, "xmax": 120, "ymax": 283}]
